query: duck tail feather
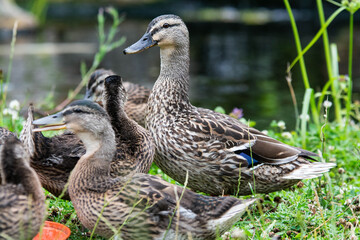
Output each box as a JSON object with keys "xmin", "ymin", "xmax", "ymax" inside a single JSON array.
[
  {"xmin": 207, "ymin": 198, "xmax": 257, "ymax": 235},
  {"xmin": 282, "ymin": 162, "xmax": 336, "ymax": 180}
]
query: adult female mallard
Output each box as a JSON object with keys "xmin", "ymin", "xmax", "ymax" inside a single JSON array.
[
  {"xmin": 0, "ymin": 136, "xmax": 45, "ymax": 239},
  {"xmin": 85, "ymin": 69, "xmax": 151, "ymax": 127},
  {"xmin": 22, "ymin": 75, "xmax": 154, "ymax": 200},
  {"xmin": 123, "ymin": 14, "xmax": 336, "ymax": 196},
  {"xmin": 33, "ymin": 99, "xmax": 257, "ymax": 239}
]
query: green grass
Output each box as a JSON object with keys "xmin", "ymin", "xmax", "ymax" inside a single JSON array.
[{"xmin": 2, "ymin": 111, "xmax": 358, "ymax": 239}]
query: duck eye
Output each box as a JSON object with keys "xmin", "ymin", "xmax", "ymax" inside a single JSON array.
[{"xmin": 163, "ymin": 23, "xmax": 170, "ymax": 28}]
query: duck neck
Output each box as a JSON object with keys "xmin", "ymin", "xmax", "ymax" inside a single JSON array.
[
  {"xmin": 153, "ymin": 45, "xmax": 190, "ymax": 106},
  {"xmin": 2, "ymin": 164, "xmax": 45, "ymax": 202},
  {"xmin": 73, "ymin": 127, "xmax": 116, "ymax": 177},
  {"xmin": 105, "ymin": 98, "xmax": 140, "ymax": 144},
  {"xmin": 23, "ymin": 168, "xmax": 45, "ymax": 202}
]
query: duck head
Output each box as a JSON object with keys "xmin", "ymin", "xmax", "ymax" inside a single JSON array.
[
  {"xmin": 33, "ymin": 100, "xmax": 113, "ymax": 152},
  {"xmin": 84, "ymin": 69, "xmax": 115, "ymax": 104},
  {"xmin": 123, "ymin": 14, "xmax": 189, "ymax": 54},
  {"xmin": 102, "ymin": 75, "xmax": 128, "ymax": 111},
  {"xmin": 0, "ymin": 136, "xmax": 30, "ymax": 185}
]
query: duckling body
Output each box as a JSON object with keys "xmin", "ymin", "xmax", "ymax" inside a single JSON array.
[
  {"xmin": 102, "ymin": 75, "xmax": 154, "ymax": 176},
  {"xmin": 34, "ymin": 98, "xmax": 257, "ymax": 239},
  {"xmin": 0, "ymin": 136, "xmax": 45, "ymax": 240},
  {"xmin": 0, "ymin": 127, "xmax": 16, "ymax": 144},
  {"xmin": 85, "ymin": 69, "xmax": 151, "ymax": 127},
  {"xmin": 29, "ymin": 76, "xmax": 154, "ymax": 199},
  {"xmin": 124, "ymin": 14, "xmax": 336, "ymax": 196},
  {"xmin": 20, "ymin": 108, "xmax": 84, "ymax": 199}
]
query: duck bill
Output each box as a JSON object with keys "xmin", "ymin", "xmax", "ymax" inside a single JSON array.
[
  {"xmin": 84, "ymin": 90, "xmax": 93, "ymax": 100},
  {"xmin": 32, "ymin": 112, "xmax": 67, "ymax": 132},
  {"xmin": 123, "ymin": 32, "xmax": 157, "ymax": 54}
]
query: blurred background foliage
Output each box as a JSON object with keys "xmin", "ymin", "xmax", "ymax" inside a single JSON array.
[{"xmin": 0, "ymin": 0, "xmax": 359, "ymax": 130}]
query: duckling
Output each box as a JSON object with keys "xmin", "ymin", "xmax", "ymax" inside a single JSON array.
[
  {"xmin": 101, "ymin": 75, "xmax": 154, "ymax": 176},
  {"xmin": 33, "ymin": 99, "xmax": 257, "ymax": 239},
  {"xmin": 123, "ymin": 14, "xmax": 336, "ymax": 196},
  {"xmin": 0, "ymin": 127, "xmax": 16, "ymax": 144},
  {"xmin": 0, "ymin": 136, "xmax": 45, "ymax": 240},
  {"xmin": 85, "ymin": 69, "xmax": 151, "ymax": 127},
  {"xmin": 0, "ymin": 127, "xmax": 17, "ymax": 185},
  {"xmin": 20, "ymin": 107, "xmax": 84, "ymax": 199},
  {"xmin": 26, "ymin": 75, "xmax": 154, "ymax": 199}
]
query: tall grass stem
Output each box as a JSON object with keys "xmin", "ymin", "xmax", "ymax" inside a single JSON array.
[
  {"xmin": 301, "ymin": 89, "xmax": 312, "ymax": 148},
  {"xmin": 284, "ymin": 0, "xmax": 320, "ymax": 128},
  {"xmin": 346, "ymin": 13, "xmax": 354, "ymax": 128},
  {"xmin": 316, "ymin": 0, "xmax": 342, "ymax": 125}
]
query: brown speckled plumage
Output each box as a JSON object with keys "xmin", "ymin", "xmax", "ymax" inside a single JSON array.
[
  {"xmin": 123, "ymin": 14, "xmax": 336, "ymax": 196},
  {"xmin": 0, "ymin": 136, "xmax": 45, "ymax": 240},
  {"xmin": 30, "ymin": 76, "xmax": 154, "ymax": 199},
  {"xmin": 35, "ymin": 100, "xmax": 257, "ymax": 239},
  {"xmin": 20, "ymin": 107, "xmax": 84, "ymax": 199},
  {"xmin": 85, "ymin": 69, "xmax": 151, "ymax": 127},
  {"xmin": 102, "ymin": 75, "xmax": 154, "ymax": 176}
]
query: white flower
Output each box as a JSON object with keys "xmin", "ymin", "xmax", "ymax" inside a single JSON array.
[
  {"xmin": 323, "ymin": 100, "xmax": 332, "ymax": 108},
  {"xmin": 2, "ymin": 108, "xmax": 10, "ymax": 115},
  {"xmin": 281, "ymin": 132, "xmax": 292, "ymax": 139},
  {"xmin": 261, "ymin": 130, "xmax": 268, "ymax": 135},
  {"xmin": 299, "ymin": 114, "xmax": 310, "ymax": 121},
  {"xmin": 3, "ymin": 108, "xmax": 19, "ymax": 121},
  {"xmin": 328, "ymin": 146, "xmax": 335, "ymax": 151},
  {"xmin": 277, "ymin": 120, "xmax": 286, "ymax": 129}
]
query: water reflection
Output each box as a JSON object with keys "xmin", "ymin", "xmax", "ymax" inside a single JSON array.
[{"xmin": 0, "ymin": 19, "xmax": 356, "ymax": 129}]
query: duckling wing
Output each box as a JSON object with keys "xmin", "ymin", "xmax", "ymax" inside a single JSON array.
[{"xmin": 123, "ymin": 82, "xmax": 151, "ymax": 104}]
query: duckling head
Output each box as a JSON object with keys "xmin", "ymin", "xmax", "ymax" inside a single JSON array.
[
  {"xmin": 0, "ymin": 136, "xmax": 30, "ymax": 185},
  {"xmin": 102, "ymin": 75, "xmax": 127, "ymax": 111},
  {"xmin": 84, "ymin": 69, "xmax": 115, "ymax": 103},
  {"xmin": 124, "ymin": 14, "xmax": 189, "ymax": 54},
  {"xmin": 33, "ymin": 100, "xmax": 113, "ymax": 153}
]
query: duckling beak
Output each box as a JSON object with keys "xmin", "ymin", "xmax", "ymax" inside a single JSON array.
[
  {"xmin": 123, "ymin": 32, "xmax": 157, "ymax": 54},
  {"xmin": 84, "ymin": 90, "xmax": 92, "ymax": 100},
  {"xmin": 32, "ymin": 112, "xmax": 66, "ymax": 132}
]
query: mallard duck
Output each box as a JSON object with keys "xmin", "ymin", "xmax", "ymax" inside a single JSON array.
[
  {"xmin": 27, "ymin": 75, "xmax": 154, "ymax": 199},
  {"xmin": 123, "ymin": 14, "xmax": 336, "ymax": 196},
  {"xmin": 0, "ymin": 136, "xmax": 45, "ymax": 239},
  {"xmin": 85, "ymin": 69, "xmax": 151, "ymax": 127},
  {"xmin": 33, "ymin": 99, "xmax": 257, "ymax": 239}
]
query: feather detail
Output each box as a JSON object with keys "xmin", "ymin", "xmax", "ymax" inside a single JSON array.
[{"xmin": 282, "ymin": 162, "xmax": 336, "ymax": 180}]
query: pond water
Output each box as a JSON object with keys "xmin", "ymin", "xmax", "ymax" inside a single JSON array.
[{"xmin": 0, "ymin": 15, "xmax": 358, "ymax": 129}]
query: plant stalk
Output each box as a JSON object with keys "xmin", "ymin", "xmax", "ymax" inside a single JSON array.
[
  {"xmin": 316, "ymin": 0, "xmax": 342, "ymax": 124},
  {"xmin": 284, "ymin": 0, "xmax": 320, "ymax": 128},
  {"xmin": 346, "ymin": 12, "xmax": 354, "ymax": 128}
]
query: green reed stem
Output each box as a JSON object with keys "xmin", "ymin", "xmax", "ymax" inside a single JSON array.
[
  {"xmin": 316, "ymin": 0, "xmax": 342, "ymax": 125},
  {"xmin": 346, "ymin": 13, "xmax": 354, "ymax": 127},
  {"xmin": 284, "ymin": 0, "xmax": 320, "ymax": 128},
  {"xmin": 301, "ymin": 89, "xmax": 313, "ymax": 148},
  {"xmin": 53, "ymin": 7, "xmax": 125, "ymax": 112}
]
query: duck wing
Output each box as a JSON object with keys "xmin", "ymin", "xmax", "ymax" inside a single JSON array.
[{"xmin": 190, "ymin": 107, "xmax": 316, "ymax": 167}]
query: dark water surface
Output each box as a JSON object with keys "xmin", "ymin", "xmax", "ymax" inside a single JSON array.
[{"xmin": 0, "ymin": 17, "xmax": 358, "ymax": 129}]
